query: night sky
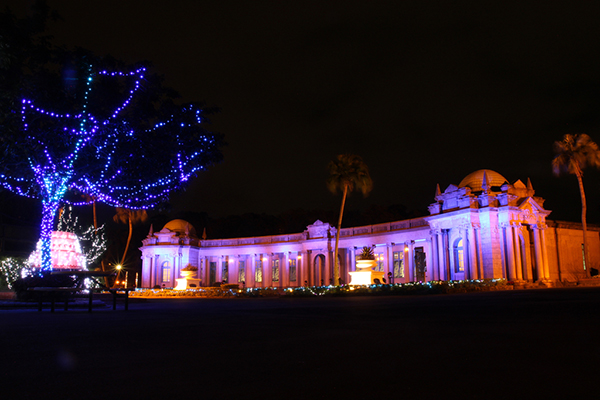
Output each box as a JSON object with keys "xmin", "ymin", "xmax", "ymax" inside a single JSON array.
[{"xmin": 6, "ymin": 0, "xmax": 600, "ymax": 224}]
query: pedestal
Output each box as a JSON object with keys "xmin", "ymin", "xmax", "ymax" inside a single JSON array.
[
  {"xmin": 174, "ymin": 278, "xmax": 201, "ymax": 290},
  {"xmin": 348, "ymin": 270, "xmax": 385, "ymax": 285}
]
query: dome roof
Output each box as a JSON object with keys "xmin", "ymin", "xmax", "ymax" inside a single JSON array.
[
  {"xmin": 163, "ymin": 219, "xmax": 197, "ymax": 237},
  {"xmin": 458, "ymin": 169, "xmax": 507, "ymax": 192}
]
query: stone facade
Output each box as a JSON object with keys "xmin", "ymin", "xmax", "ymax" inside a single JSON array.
[{"xmin": 139, "ymin": 170, "xmax": 600, "ymax": 288}]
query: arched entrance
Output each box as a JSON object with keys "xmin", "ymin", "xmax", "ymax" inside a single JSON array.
[
  {"xmin": 452, "ymin": 238, "xmax": 465, "ymax": 281},
  {"xmin": 313, "ymin": 254, "xmax": 326, "ymax": 286}
]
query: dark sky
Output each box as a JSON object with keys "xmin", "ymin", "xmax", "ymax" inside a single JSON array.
[{"xmin": 6, "ymin": 0, "xmax": 600, "ymax": 223}]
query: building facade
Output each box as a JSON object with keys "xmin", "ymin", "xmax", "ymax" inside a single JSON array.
[{"xmin": 140, "ymin": 170, "xmax": 600, "ymax": 288}]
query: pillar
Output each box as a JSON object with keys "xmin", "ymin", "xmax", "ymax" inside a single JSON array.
[
  {"xmin": 540, "ymin": 224, "xmax": 550, "ymax": 281},
  {"xmin": 468, "ymin": 225, "xmax": 479, "ymax": 280},
  {"xmin": 474, "ymin": 226, "xmax": 484, "ymax": 279},
  {"xmin": 436, "ymin": 233, "xmax": 445, "ymax": 281},
  {"xmin": 532, "ymin": 225, "xmax": 544, "ymax": 281},
  {"xmin": 406, "ymin": 241, "xmax": 414, "ymax": 282},
  {"xmin": 504, "ymin": 223, "xmax": 516, "ymax": 281},
  {"xmin": 462, "ymin": 227, "xmax": 471, "ymax": 280}
]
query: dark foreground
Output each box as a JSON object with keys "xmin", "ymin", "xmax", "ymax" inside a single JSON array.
[{"xmin": 1, "ymin": 288, "xmax": 599, "ymax": 399}]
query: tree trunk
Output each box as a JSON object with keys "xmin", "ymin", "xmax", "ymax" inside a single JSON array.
[
  {"xmin": 333, "ymin": 184, "xmax": 348, "ymax": 286},
  {"xmin": 40, "ymin": 200, "xmax": 59, "ymax": 271},
  {"xmin": 576, "ymin": 169, "xmax": 591, "ymax": 278},
  {"xmin": 121, "ymin": 214, "xmax": 133, "ymax": 266}
]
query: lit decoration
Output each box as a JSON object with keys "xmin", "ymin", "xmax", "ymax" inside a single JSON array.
[
  {"xmin": 56, "ymin": 205, "xmax": 107, "ymax": 268},
  {"xmin": 0, "ymin": 258, "xmax": 31, "ymax": 289},
  {"xmin": 349, "ymin": 259, "xmax": 385, "ymax": 285},
  {"xmin": 0, "ymin": 64, "xmax": 223, "ymax": 271},
  {"xmin": 28, "ymin": 231, "xmax": 86, "ymax": 270}
]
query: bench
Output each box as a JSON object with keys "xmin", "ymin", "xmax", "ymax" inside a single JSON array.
[{"xmin": 28, "ymin": 287, "xmax": 134, "ymax": 312}]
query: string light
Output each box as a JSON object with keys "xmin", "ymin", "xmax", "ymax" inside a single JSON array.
[{"xmin": 0, "ymin": 65, "xmax": 222, "ymax": 271}]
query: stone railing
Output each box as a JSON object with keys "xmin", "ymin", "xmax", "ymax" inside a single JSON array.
[
  {"xmin": 201, "ymin": 233, "xmax": 305, "ymax": 247},
  {"xmin": 340, "ymin": 217, "xmax": 428, "ymax": 237}
]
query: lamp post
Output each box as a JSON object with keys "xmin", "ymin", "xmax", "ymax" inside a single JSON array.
[{"xmin": 114, "ymin": 264, "xmax": 122, "ymax": 288}]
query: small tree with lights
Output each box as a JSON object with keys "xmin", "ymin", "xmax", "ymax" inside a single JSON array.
[{"xmin": 56, "ymin": 205, "xmax": 108, "ymax": 268}]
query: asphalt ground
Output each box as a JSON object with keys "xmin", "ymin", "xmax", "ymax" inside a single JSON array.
[{"xmin": 1, "ymin": 287, "xmax": 599, "ymax": 400}]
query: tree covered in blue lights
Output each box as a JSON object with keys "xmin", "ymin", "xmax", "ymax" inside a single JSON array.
[{"xmin": 0, "ymin": 5, "xmax": 224, "ymax": 271}]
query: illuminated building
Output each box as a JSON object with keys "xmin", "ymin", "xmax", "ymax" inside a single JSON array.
[{"xmin": 140, "ymin": 170, "xmax": 600, "ymax": 288}]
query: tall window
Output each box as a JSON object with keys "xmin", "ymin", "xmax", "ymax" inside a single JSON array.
[
  {"xmin": 222, "ymin": 260, "xmax": 229, "ymax": 283},
  {"xmin": 272, "ymin": 258, "xmax": 279, "ymax": 282},
  {"xmin": 161, "ymin": 261, "xmax": 171, "ymax": 283},
  {"xmin": 289, "ymin": 258, "xmax": 297, "ymax": 282},
  {"xmin": 209, "ymin": 262, "xmax": 217, "ymax": 285},
  {"xmin": 238, "ymin": 260, "xmax": 246, "ymax": 283},
  {"xmin": 393, "ymin": 251, "xmax": 404, "ymax": 279},
  {"xmin": 255, "ymin": 258, "xmax": 263, "ymax": 283},
  {"xmin": 375, "ymin": 253, "xmax": 384, "ymax": 272},
  {"xmin": 454, "ymin": 239, "xmax": 464, "ymax": 273}
]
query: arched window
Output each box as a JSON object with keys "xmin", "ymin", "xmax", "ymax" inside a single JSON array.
[
  {"xmin": 161, "ymin": 261, "xmax": 171, "ymax": 282},
  {"xmin": 454, "ymin": 239, "xmax": 464, "ymax": 273}
]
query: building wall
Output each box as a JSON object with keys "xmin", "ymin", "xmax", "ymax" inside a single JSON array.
[
  {"xmin": 545, "ymin": 221, "xmax": 600, "ymax": 282},
  {"xmin": 139, "ymin": 171, "xmax": 600, "ymax": 288}
]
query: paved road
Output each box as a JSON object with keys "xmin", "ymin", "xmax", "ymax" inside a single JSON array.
[{"xmin": 1, "ymin": 287, "xmax": 599, "ymax": 399}]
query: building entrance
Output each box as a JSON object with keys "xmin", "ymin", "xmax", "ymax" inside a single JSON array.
[{"xmin": 415, "ymin": 247, "xmax": 426, "ymax": 282}]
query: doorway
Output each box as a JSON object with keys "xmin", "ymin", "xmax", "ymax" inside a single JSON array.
[
  {"xmin": 415, "ymin": 247, "xmax": 426, "ymax": 282},
  {"xmin": 314, "ymin": 254, "xmax": 326, "ymax": 286}
]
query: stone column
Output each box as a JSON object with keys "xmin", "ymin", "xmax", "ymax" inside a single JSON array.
[
  {"xmin": 347, "ymin": 247, "xmax": 356, "ymax": 284},
  {"xmin": 298, "ymin": 252, "xmax": 305, "ymax": 286},
  {"xmin": 540, "ymin": 223, "xmax": 550, "ymax": 281},
  {"xmin": 154, "ymin": 255, "xmax": 160, "ymax": 287},
  {"xmin": 532, "ymin": 225, "xmax": 545, "ymax": 281},
  {"xmin": 406, "ymin": 241, "xmax": 414, "ymax": 282},
  {"xmin": 436, "ymin": 233, "xmax": 445, "ymax": 281},
  {"xmin": 503, "ymin": 223, "xmax": 516, "ymax": 281},
  {"xmin": 230, "ymin": 256, "xmax": 236, "ymax": 285},
  {"xmin": 474, "ymin": 225, "xmax": 484, "ymax": 279},
  {"xmin": 177, "ymin": 252, "xmax": 183, "ymax": 281},
  {"xmin": 326, "ymin": 250, "xmax": 333, "ymax": 285},
  {"xmin": 306, "ymin": 250, "xmax": 313, "ymax": 286},
  {"xmin": 284, "ymin": 252, "xmax": 290, "ymax": 288},
  {"xmin": 428, "ymin": 233, "xmax": 438, "ymax": 281},
  {"xmin": 443, "ymin": 230, "xmax": 451, "ymax": 280},
  {"xmin": 142, "ymin": 255, "xmax": 150, "ymax": 288},
  {"xmin": 249, "ymin": 255, "xmax": 256, "ymax": 288},
  {"xmin": 468, "ymin": 225, "xmax": 479, "ymax": 280},
  {"xmin": 461, "ymin": 226, "xmax": 471, "ymax": 280}
]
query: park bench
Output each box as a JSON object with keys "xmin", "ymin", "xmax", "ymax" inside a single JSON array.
[
  {"xmin": 28, "ymin": 271, "xmax": 134, "ymax": 312},
  {"xmin": 28, "ymin": 286, "xmax": 134, "ymax": 312}
]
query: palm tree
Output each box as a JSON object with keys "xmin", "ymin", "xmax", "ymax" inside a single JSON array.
[
  {"xmin": 113, "ymin": 207, "xmax": 148, "ymax": 266},
  {"xmin": 552, "ymin": 133, "xmax": 600, "ymax": 278},
  {"xmin": 327, "ymin": 154, "xmax": 373, "ymax": 285}
]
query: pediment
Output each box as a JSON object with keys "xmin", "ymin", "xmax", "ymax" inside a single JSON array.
[
  {"xmin": 444, "ymin": 184, "xmax": 459, "ymax": 193},
  {"xmin": 306, "ymin": 220, "xmax": 332, "ymax": 239},
  {"xmin": 517, "ymin": 197, "xmax": 545, "ymax": 213},
  {"xmin": 513, "ymin": 179, "xmax": 526, "ymax": 189}
]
